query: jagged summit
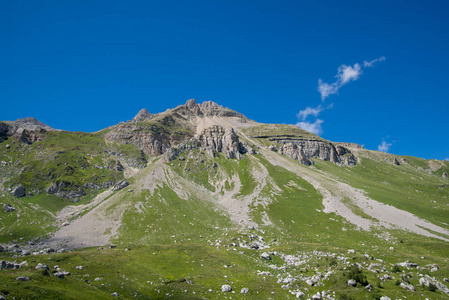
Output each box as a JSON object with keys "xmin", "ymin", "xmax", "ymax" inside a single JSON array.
[
  {"xmin": 132, "ymin": 108, "xmax": 152, "ymax": 122},
  {"xmin": 6, "ymin": 117, "xmax": 56, "ymax": 131},
  {"xmin": 131, "ymin": 99, "xmax": 249, "ymax": 123},
  {"xmin": 175, "ymin": 99, "xmax": 248, "ymax": 119}
]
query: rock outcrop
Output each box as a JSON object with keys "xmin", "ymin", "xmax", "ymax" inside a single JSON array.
[
  {"xmin": 132, "ymin": 109, "xmax": 152, "ymax": 122},
  {"xmin": 2, "ymin": 204, "xmax": 16, "ymax": 213},
  {"xmin": 271, "ymin": 138, "xmax": 357, "ymax": 166},
  {"xmin": 11, "ymin": 184, "xmax": 26, "ymax": 197},
  {"xmin": 172, "ymin": 99, "xmax": 248, "ymax": 119},
  {"xmin": 164, "ymin": 125, "xmax": 250, "ymax": 162},
  {"xmin": 443, "ymin": 171, "xmax": 447, "ymax": 179},
  {"xmin": 45, "ymin": 181, "xmax": 86, "ymax": 199},
  {"xmin": 104, "ymin": 122, "xmax": 190, "ymax": 156},
  {"xmin": 113, "ymin": 179, "xmax": 129, "ymax": 191},
  {"xmin": 0, "ymin": 119, "xmax": 50, "ymax": 144}
]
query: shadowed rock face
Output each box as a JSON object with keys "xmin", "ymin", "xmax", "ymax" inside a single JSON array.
[
  {"xmin": 164, "ymin": 125, "xmax": 250, "ymax": 162},
  {"xmin": 272, "ymin": 138, "xmax": 357, "ymax": 166},
  {"xmin": 0, "ymin": 118, "xmax": 55, "ymax": 144}
]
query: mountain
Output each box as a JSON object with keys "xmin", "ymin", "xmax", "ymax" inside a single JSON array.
[{"xmin": 0, "ymin": 100, "xmax": 448, "ymax": 299}]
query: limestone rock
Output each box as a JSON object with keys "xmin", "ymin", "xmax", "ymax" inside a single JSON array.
[
  {"xmin": 393, "ymin": 157, "xmax": 400, "ymax": 165},
  {"xmin": 443, "ymin": 171, "xmax": 447, "ymax": 179},
  {"xmin": 53, "ymin": 271, "xmax": 71, "ymax": 278},
  {"xmin": 3, "ymin": 204, "xmax": 16, "ymax": 213},
  {"xmin": 260, "ymin": 252, "xmax": 271, "ymax": 260},
  {"xmin": 1, "ymin": 261, "xmax": 20, "ymax": 270},
  {"xmin": 16, "ymin": 276, "xmax": 30, "ymax": 281},
  {"xmin": 221, "ymin": 285, "xmax": 232, "ymax": 292},
  {"xmin": 35, "ymin": 263, "xmax": 49, "ymax": 270},
  {"xmin": 348, "ymin": 279, "xmax": 357, "ymax": 287},
  {"xmin": 164, "ymin": 125, "xmax": 247, "ymax": 162},
  {"xmin": 113, "ymin": 179, "xmax": 129, "ymax": 191},
  {"xmin": 132, "ymin": 108, "xmax": 152, "ymax": 122},
  {"xmin": 11, "ymin": 184, "xmax": 25, "ymax": 197},
  {"xmin": 274, "ymin": 138, "xmax": 357, "ymax": 166},
  {"xmin": 240, "ymin": 288, "xmax": 249, "ymax": 294},
  {"xmin": 400, "ymin": 282, "xmax": 415, "ymax": 291},
  {"xmin": 45, "ymin": 182, "xmax": 85, "ymax": 199}
]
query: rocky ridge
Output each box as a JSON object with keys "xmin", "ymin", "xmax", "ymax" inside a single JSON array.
[{"xmin": 268, "ymin": 137, "xmax": 357, "ymax": 166}]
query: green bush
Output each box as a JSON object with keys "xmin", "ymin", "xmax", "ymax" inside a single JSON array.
[
  {"xmin": 392, "ymin": 265, "xmax": 401, "ymax": 273},
  {"xmin": 346, "ymin": 264, "xmax": 368, "ymax": 286}
]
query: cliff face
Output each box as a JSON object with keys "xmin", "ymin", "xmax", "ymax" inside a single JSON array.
[
  {"xmin": 164, "ymin": 125, "xmax": 251, "ymax": 161},
  {"xmin": 270, "ymin": 138, "xmax": 357, "ymax": 166},
  {"xmin": 0, "ymin": 121, "xmax": 47, "ymax": 144}
]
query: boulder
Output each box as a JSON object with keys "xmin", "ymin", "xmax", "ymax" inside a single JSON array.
[
  {"xmin": 35, "ymin": 263, "xmax": 49, "ymax": 270},
  {"xmin": 311, "ymin": 292, "xmax": 322, "ymax": 300},
  {"xmin": 113, "ymin": 179, "xmax": 129, "ymax": 191},
  {"xmin": 365, "ymin": 284, "xmax": 373, "ymax": 291},
  {"xmin": 0, "ymin": 245, "xmax": 3, "ymax": 252},
  {"xmin": 260, "ymin": 252, "xmax": 271, "ymax": 260},
  {"xmin": 1, "ymin": 260, "xmax": 20, "ymax": 270},
  {"xmin": 348, "ymin": 279, "xmax": 357, "ymax": 287},
  {"xmin": 240, "ymin": 287, "xmax": 249, "ymax": 294},
  {"xmin": 393, "ymin": 157, "xmax": 400, "ymax": 165},
  {"xmin": 111, "ymin": 292, "xmax": 119, "ymax": 297},
  {"xmin": 53, "ymin": 271, "xmax": 71, "ymax": 279},
  {"xmin": 2, "ymin": 204, "xmax": 16, "ymax": 213},
  {"xmin": 400, "ymin": 282, "xmax": 416, "ymax": 291},
  {"xmin": 11, "ymin": 184, "xmax": 25, "ymax": 197},
  {"xmin": 380, "ymin": 297, "xmax": 391, "ymax": 300},
  {"xmin": 443, "ymin": 171, "xmax": 447, "ymax": 179},
  {"xmin": 16, "ymin": 276, "xmax": 30, "ymax": 281},
  {"xmin": 45, "ymin": 182, "xmax": 58, "ymax": 194},
  {"xmin": 221, "ymin": 285, "xmax": 232, "ymax": 292}
]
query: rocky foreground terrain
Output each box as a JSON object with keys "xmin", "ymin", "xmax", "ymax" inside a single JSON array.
[{"xmin": 0, "ymin": 99, "xmax": 448, "ymax": 299}]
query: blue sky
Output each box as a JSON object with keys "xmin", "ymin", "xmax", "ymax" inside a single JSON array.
[{"xmin": 1, "ymin": 0, "xmax": 448, "ymax": 160}]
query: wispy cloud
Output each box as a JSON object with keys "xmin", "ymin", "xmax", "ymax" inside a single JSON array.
[
  {"xmin": 363, "ymin": 56, "xmax": 386, "ymax": 67},
  {"xmin": 378, "ymin": 141, "xmax": 392, "ymax": 152},
  {"xmin": 296, "ymin": 104, "xmax": 333, "ymax": 121},
  {"xmin": 318, "ymin": 63, "xmax": 362, "ymax": 100},
  {"xmin": 297, "ymin": 56, "xmax": 385, "ymax": 135},
  {"xmin": 317, "ymin": 56, "xmax": 385, "ymax": 101},
  {"xmin": 296, "ymin": 119, "xmax": 324, "ymax": 135}
]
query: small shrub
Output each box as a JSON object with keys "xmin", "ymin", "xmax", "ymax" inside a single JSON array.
[
  {"xmin": 338, "ymin": 293, "xmax": 355, "ymax": 300},
  {"xmin": 329, "ymin": 258, "xmax": 338, "ymax": 267},
  {"xmin": 392, "ymin": 265, "xmax": 401, "ymax": 273},
  {"xmin": 395, "ymin": 279, "xmax": 401, "ymax": 286},
  {"xmin": 427, "ymin": 283, "xmax": 437, "ymax": 292},
  {"xmin": 346, "ymin": 264, "xmax": 368, "ymax": 286},
  {"xmin": 376, "ymin": 279, "xmax": 383, "ymax": 288}
]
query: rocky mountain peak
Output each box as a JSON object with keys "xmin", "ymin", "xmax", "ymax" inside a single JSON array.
[
  {"xmin": 132, "ymin": 108, "xmax": 152, "ymax": 122},
  {"xmin": 6, "ymin": 117, "xmax": 55, "ymax": 131},
  {"xmin": 175, "ymin": 99, "xmax": 248, "ymax": 119}
]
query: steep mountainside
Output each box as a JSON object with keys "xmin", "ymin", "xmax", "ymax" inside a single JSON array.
[{"xmin": 0, "ymin": 100, "xmax": 448, "ymax": 299}]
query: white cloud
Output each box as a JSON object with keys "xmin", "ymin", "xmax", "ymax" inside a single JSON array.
[
  {"xmin": 297, "ymin": 105, "xmax": 324, "ymax": 121},
  {"xmin": 378, "ymin": 141, "xmax": 392, "ymax": 152},
  {"xmin": 318, "ymin": 63, "xmax": 362, "ymax": 100},
  {"xmin": 337, "ymin": 63, "xmax": 362, "ymax": 84},
  {"xmin": 296, "ymin": 119, "xmax": 324, "ymax": 135},
  {"xmin": 363, "ymin": 56, "xmax": 386, "ymax": 67}
]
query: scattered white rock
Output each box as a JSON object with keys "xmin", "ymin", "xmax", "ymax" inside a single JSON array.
[
  {"xmin": 348, "ymin": 279, "xmax": 357, "ymax": 287},
  {"xmin": 221, "ymin": 285, "xmax": 232, "ymax": 292},
  {"xmin": 260, "ymin": 252, "xmax": 271, "ymax": 260},
  {"xmin": 240, "ymin": 287, "xmax": 249, "ymax": 294}
]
